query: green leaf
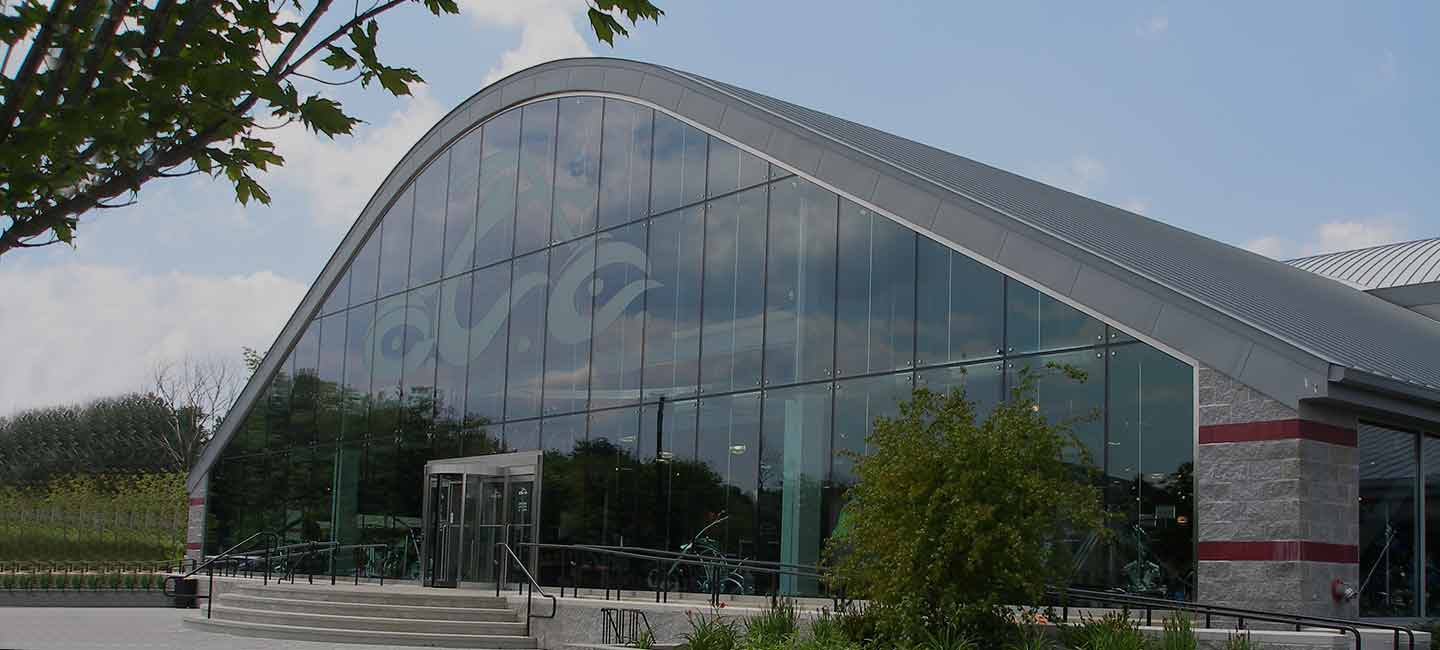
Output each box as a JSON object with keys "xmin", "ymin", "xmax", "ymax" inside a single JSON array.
[
  {"xmin": 322, "ymin": 46, "xmax": 357, "ymax": 71},
  {"xmin": 297, "ymin": 96, "xmax": 359, "ymax": 137}
]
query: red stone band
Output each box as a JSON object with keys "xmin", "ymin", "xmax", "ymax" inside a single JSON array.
[
  {"xmin": 1199, "ymin": 419, "xmax": 1356, "ymax": 447},
  {"xmin": 186, "ymin": 542, "xmax": 202, "ymax": 550},
  {"xmin": 188, "ymin": 497, "xmax": 206, "ymax": 506},
  {"xmin": 1199, "ymin": 541, "xmax": 1358, "ymax": 564}
]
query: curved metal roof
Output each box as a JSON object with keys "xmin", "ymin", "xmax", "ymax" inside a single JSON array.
[
  {"xmin": 190, "ymin": 58, "xmax": 1440, "ymax": 489},
  {"xmin": 1286, "ymin": 238, "xmax": 1440, "ymax": 290}
]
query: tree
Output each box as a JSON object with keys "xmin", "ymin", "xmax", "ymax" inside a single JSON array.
[
  {"xmin": 0, "ymin": 0, "xmax": 663, "ymax": 256},
  {"xmin": 147, "ymin": 354, "xmax": 244, "ymax": 471},
  {"xmin": 826, "ymin": 366, "xmax": 1108, "ymax": 623},
  {"xmin": 0, "ymin": 393, "xmax": 178, "ymax": 485}
]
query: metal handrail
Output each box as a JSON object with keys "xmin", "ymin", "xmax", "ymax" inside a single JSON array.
[
  {"xmin": 518, "ymin": 541, "xmax": 828, "ymax": 607},
  {"xmin": 163, "ymin": 531, "xmax": 280, "ymax": 618},
  {"xmin": 1057, "ymin": 586, "xmax": 1415, "ymax": 650},
  {"xmin": 494, "ymin": 542, "xmax": 557, "ymax": 637},
  {"xmin": 601, "ymin": 607, "xmax": 654, "ymax": 645}
]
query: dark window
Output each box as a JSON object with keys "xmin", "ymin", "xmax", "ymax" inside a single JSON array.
[
  {"xmin": 915, "ymin": 361, "xmax": 1004, "ymax": 417},
  {"xmin": 1008, "ymin": 349, "xmax": 1106, "ymax": 465},
  {"xmin": 706, "ymin": 137, "xmax": 767, "ymax": 197},
  {"xmin": 1360, "ymin": 423, "xmax": 1419, "ymax": 617},
  {"xmin": 321, "ymin": 268, "xmax": 350, "ymax": 316},
  {"xmin": 1006, "ymin": 279, "xmax": 1105, "ymax": 355},
  {"xmin": 401, "ymin": 287, "xmax": 439, "ymax": 445},
  {"xmin": 832, "ymin": 372, "xmax": 913, "ymax": 487},
  {"xmin": 758, "ymin": 382, "xmax": 831, "ymax": 594},
  {"xmin": 317, "ymin": 313, "xmax": 347, "ymax": 443},
  {"xmin": 505, "ymin": 419, "xmax": 540, "ymax": 451},
  {"xmin": 369, "ymin": 294, "xmax": 408, "ymax": 441},
  {"xmin": 696, "ymin": 391, "xmax": 761, "ymax": 556},
  {"xmin": 349, "ymin": 231, "xmax": 381, "ymax": 305},
  {"xmin": 289, "ymin": 323, "xmax": 321, "ymax": 445},
  {"xmin": 434, "ymin": 273, "xmax": 474, "ymax": 440},
  {"xmin": 342, "ymin": 302, "xmax": 376, "ymax": 439},
  {"xmin": 464, "ymin": 263, "xmax": 510, "ymax": 428},
  {"xmin": 444, "ymin": 129, "xmax": 482, "ymax": 275}
]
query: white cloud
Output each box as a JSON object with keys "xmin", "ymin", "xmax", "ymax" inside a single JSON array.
[
  {"xmin": 1137, "ymin": 15, "xmax": 1169, "ymax": 38},
  {"xmin": 1243, "ymin": 218, "xmax": 1407, "ymax": 260},
  {"xmin": 461, "ymin": 0, "xmax": 594, "ymax": 85},
  {"xmin": 1037, "ymin": 155, "xmax": 1109, "ymax": 195},
  {"xmin": 0, "ymin": 263, "xmax": 306, "ymax": 415},
  {"xmin": 263, "ymin": 89, "xmax": 447, "ymax": 226}
]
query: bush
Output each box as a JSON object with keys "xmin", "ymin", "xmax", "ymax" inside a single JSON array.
[
  {"xmin": 684, "ymin": 611, "xmax": 740, "ymax": 650},
  {"xmin": 746, "ymin": 599, "xmax": 800, "ymax": 641},
  {"xmin": 1060, "ymin": 612, "xmax": 1140, "ymax": 650},
  {"xmin": 826, "ymin": 368, "xmax": 1107, "ymax": 615},
  {"xmin": 1222, "ymin": 632, "xmax": 1259, "ymax": 650},
  {"xmin": 1155, "ymin": 614, "xmax": 1197, "ymax": 650}
]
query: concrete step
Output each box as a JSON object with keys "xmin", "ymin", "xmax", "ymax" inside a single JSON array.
[
  {"xmin": 229, "ymin": 583, "xmax": 511, "ymax": 608},
  {"xmin": 218, "ymin": 592, "xmax": 519, "ymax": 622},
  {"xmin": 185, "ymin": 615, "xmax": 538, "ymax": 648},
  {"xmin": 210, "ymin": 603, "xmax": 530, "ymax": 636}
]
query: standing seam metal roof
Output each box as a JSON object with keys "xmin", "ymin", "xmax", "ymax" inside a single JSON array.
[
  {"xmin": 1287, "ymin": 238, "xmax": 1440, "ymax": 290},
  {"xmin": 674, "ymin": 70, "xmax": 1440, "ymax": 390}
]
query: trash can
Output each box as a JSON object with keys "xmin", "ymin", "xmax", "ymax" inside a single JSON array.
[{"xmin": 171, "ymin": 577, "xmax": 198, "ymax": 609}]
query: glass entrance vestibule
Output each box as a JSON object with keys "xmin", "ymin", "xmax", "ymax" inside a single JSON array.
[{"xmin": 420, "ymin": 451, "xmax": 542, "ymax": 589}]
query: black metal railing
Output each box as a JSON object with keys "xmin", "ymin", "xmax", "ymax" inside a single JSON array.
[
  {"xmin": 516, "ymin": 541, "xmax": 828, "ymax": 608},
  {"xmin": 1055, "ymin": 586, "xmax": 1416, "ymax": 650},
  {"xmin": 163, "ymin": 531, "xmax": 281, "ymax": 618},
  {"xmin": 495, "ymin": 542, "xmax": 557, "ymax": 637},
  {"xmin": 602, "ymin": 607, "xmax": 654, "ymax": 645}
]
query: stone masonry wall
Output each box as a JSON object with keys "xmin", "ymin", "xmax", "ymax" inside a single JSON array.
[
  {"xmin": 1196, "ymin": 368, "xmax": 1360, "ymax": 617},
  {"xmin": 184, "ymin": 475, "xmax": 208, "ymax": 565}
]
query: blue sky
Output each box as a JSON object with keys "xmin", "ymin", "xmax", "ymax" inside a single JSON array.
[{"xmin": 1, "ymin": 1, "xmax": 1435, "ymax": 413}]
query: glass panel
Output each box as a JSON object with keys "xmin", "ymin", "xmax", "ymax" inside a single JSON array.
[
  {"xmin": 410, "ymin": 156, "xmax": 449, "ymax": 287},
  {"xmin": 700, "ymin": 187, "xmax": 767, "ymax": 394},
  {"xmin": 506, "ymin": 251, "xmax": 549, "ymax": 420},
  {"xmin": 369, "ymin": 294, "xmax": 409, "ymax": 442},
  {"xmin": 1006, "ymin": 279, "xmax": 1106, "ymax": 355},
  {"xmin": 434, "ymin": 273, "xmax": 473, "ymax": 442},
  {"xmin": 1108, "ymin": 325, "xmax": 1136, "ymax": 344},
  {"xmin": 598, "ymin": 99, "xmax": 652, "ymax": 230},
  {"xmin": 832, "ymin": 372, "xmax": 913, "ymax": 489},
  {"xmin": 539, "ymin": 412, "xmax": 589, "ymax": 549},
  {"xmin": 590, "ymin": 407, "xmax": 648, "ymax": 547},
  {"xmin": 322, "ymin": 267, "xmax": 350, "ymax": 315},
  {"xmin": 836, "ymin": 201, "xmax": 915, "ymax": 375},
  {"xmin": 317, "ymin": 313, "xmax": 347, "ymax": 444},
  {"xmin": 915, "ymin": 361, "xmax": 1004, "ymax": 418},
  {"xmin": 515, "ymin": 100, "xmax": 557, "ymax": 254},
  {"xmin": 915, "ymin": 238, "xmax": 1004, "ymax": 365},
  {"xmin": 401, "ymin": 286, "xmax": 439, "ymax": 445},
  {"xmin": 590, "ymin": 221, "xmax": 648, "ymax": 408},
  {"xmin": 759, "ymin": 382, "xmax": 831, "ymax": 595},
  {"xmin": 289, "ymin": 323, "xmax": 321, "ymax": 445},
  {"xmin": 1107, "ymin": 343, "xmax": 1195, "ymax": 600},
  {"xmin": 476, "ymin": 110, "xmax": 520, "ymax": 267},
  {"xmin": 444, "ymin": 129, "xmax": 481, "ymax": 276},
  {"xmin": 697, "ymin": 391, "xmax": 761, "ymax": 557},
  {"xmin": 234, "ymin": 403, "xmax": 269, "ymax": 455},
  {"xmin": 465, "ymin": 263, "xmax": 510, "ymax": 429},
  {"xmin": 647, "ymin": 398, "xmax": 703, "ymax": 553},
  {"xmin": 1426, "ymin": 436, "xmax": 1440, "ymax": 617},
  {"xmin": 706, "ymin": 138, "xmax": 768, "ymax": 197},
  {"xmin": 552, "ymin": 96, "xmax": 602, "ymax": 242},
  {"xmin": 765, "ymin": 179, "xmax": 837, "ymax": 386},
  {"xmin": 1360, "ymin": 423, "xmax": 1419, "ymax": 617},
  {"xmin": 642, "ymin": 206, "xmax": 704, "ymax": 398},
  {"xmin": 504, "ymin": 419, "xmax": 540, "ymax": 451},
  {"xmin": 305, "ymin": 446, "xmax": 335, "ymax": 542},
  {"xmin": 544, "ymin": 237, "xmax": 595, "ymax": 415},
  {"xmin": 349, "ymin": 231, "xmax": 381, "ymax": 305},
  {"xmin": 343, "ymin": 302, "xmax": 376, "ymax": 439},
  {"xmin": 650, "ymin": 113, "xmax": 706, "ymax": 214},
  {"xmin": 1007, "ymin": 349, "xmax": 1106, "ymax": 466},
  {"xmin": 544, "ymin": 412, "xmax": 589, "ymax": 455},
  {"xmin": 377, "ymin": 188, "xmax": 415, "ymax": 298}
]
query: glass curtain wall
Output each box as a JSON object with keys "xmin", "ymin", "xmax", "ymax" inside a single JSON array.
[{"xmin": 205, "ymin": 95, "xmax": 1196, "ymax": 597}]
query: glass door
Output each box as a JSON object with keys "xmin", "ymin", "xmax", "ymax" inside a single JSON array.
[{"xmin": 421, "ymin": 451, "xmax": 542, "ymax": 589}]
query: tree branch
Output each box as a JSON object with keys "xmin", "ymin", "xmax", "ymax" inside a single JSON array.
[
  {"xmin": 0, "ymin": 0, "xmax": 74, "ymax": 141},
  {"xmin": 280, "ymin": 0, "xmax": 405, "ymax": 79}
]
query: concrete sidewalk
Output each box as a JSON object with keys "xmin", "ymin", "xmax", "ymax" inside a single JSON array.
[{"xmin": 0, "ymin": 607, "xmax": 441, "ymax": 650}]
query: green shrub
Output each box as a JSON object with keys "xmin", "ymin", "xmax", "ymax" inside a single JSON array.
[
  {"xmin": 747, "ymin": 599, "xmax": 799, "ymax": 640},
  {"xmin": 1155, "ymin": 614, "xmax": 1197, "ymax": 650},
  {"xmin": 1005, "ymin": 622, "xmax": 1055, "ymax": 650},
  {"xmin": 1222, "ymin": 632, "xmax": 1260, "ymax": 650},
  {"xmin": 912, "ymin": 624, "xmax": 978, "ymax": 650},
  {"xmin": 684, "ymin": 611, "xmax": 740, "ymax": 650},
  {"xmin": 1061, "ymin": 612, "xmax": 1141, "ymax": 650}
]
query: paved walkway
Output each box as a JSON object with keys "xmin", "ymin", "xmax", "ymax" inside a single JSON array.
[{"xmin": 0, "ymin": 608, "xmax": 439, "ymax": 650}]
